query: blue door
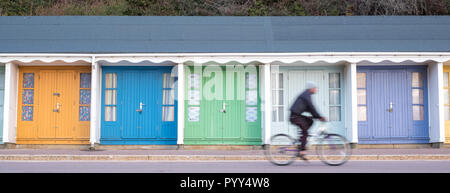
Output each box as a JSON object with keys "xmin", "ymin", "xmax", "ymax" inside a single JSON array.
[
  {"xmin": 100, "ymin": 66, "xmax": 177, "ymax": 145},
  {"xmin": 357, "ymin": 66, "xmax": 429, "ymax": 144}
]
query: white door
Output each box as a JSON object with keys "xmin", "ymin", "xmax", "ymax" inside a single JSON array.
[{"xmin": 271, "ymin": 70, "xmax": 328, "ymax": 143}]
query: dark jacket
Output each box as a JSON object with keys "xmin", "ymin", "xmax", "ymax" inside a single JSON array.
[{"xmin": 289, "ymin": 89, "xmax": 322, "ymax": 119}]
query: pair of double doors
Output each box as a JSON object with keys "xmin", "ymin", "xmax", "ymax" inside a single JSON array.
[
  {"xmin": 359, "ymin": 67, "xmax": 429, "ymax": 143},
  {"xmin": 17, "ymin": 68, "xmax": 91, "ymax": 144},
  {"xmin": 271, "ymin": 70, "xmax": 328, "ymax": 143},
  {"xmin": 121, "ymin": 70, "xmax": 160, "ymax": 139},
  {"xmin": 185, "ymin": 65, "xmax": 261, "ymax": 144}
]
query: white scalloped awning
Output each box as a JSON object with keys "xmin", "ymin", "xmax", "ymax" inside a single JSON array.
[{"xmin": 1, "ymin": 53, "xmax": 450, "ymax": 65}]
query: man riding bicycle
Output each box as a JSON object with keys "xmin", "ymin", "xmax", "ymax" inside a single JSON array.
[{"xmin": 289, "ymin": 81, "xmax": 326, "ymax": 160}]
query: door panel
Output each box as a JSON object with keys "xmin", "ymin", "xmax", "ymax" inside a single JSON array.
[
  {"xmin": 55, "ymin": 71, "xmax": 76, "ymax": 139},
  {"xmin": 139, "ymin": 71, "xmax": 158, "ymax": 139},
  {"xmin": 202, "ymin": 67, "xmax": 223, "ymax": 140},
  {"xmin": 121, "ymin": 71, "xmax": 141, "ymax": 139},
  {"xmin": 223, "ymin": 69, "xmax": 244, "ymax": 141},
  {"xmin": 389, "ymin": 70, "xmax": 408, "ymax": 139},
  {"xmin": 370, "ymin": 71, "xmax": 390, "ymax": 140},
  {"xmin": 287, "ymin": 71, "xmax": 306, "ymax": 138},
  {"xmin": 37, "ymin": 70, "xmax": 57, "ymax": 139},
  {"xmin": 287, "ymin": 71, "xmax": 327, "ymax": 138}
]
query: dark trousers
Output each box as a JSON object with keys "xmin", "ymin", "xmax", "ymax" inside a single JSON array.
[{"xmin": 289, "ymin": 113, "xmax": 313, "ymax": 151}]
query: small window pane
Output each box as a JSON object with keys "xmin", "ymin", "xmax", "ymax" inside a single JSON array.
[
  {"xmin": 163, "ymin": 73, "xmax": 174, "ymax": 89},
  {"xmin": 22, "ymin": 89, "xmax": 34, "ymax": 105},
  {"xmin": 412, "ymin": 72, "xmax": 423, "ymax": 88},
  {"xmin": 79, "ymin": 106, "xmax": 90, "ymax": 121},
  {"xmin": 162, "ymin": 106, "xmax": 174, "ymax": 121},
  {"xmin": 271, "ymin": 73, "xmax": 277, "ymax": 89},
  {"xmin": 80, "ymin": 89, "xmax": 91, "ymax": 105},
  {"xmin": 272, "ymin": 90, "xmax": 283, "ymax": 106},
  {"xmin": 357, "ymin": 73, "xmax": 366, "ymax": 88},
  {"xmin": 246, "ymin": 90, "xmax": 258, "ymax": 105},
  {"xmin": 105, "ymin": 73, "xmax": 117, "ymax": 88},
  {"xmin": 278, "ymin": 73, "xmax": 283, "ymax": 89},
  {"xmin": 80, "ymin": 73, "xmax": 91, "ymax": 89},
  {"xmin": 22, "ymin": 106, "xmax": 33, "ymax": 121},
  {"xmin": 357, "ymin": 106, "xmax": 367, "ymax": 121},
  {"xmin": 444, "ymin": 72, "xmax": 449, "ymax": 88},
  {"xmin": 23, "ymin": 73, "xmax": 34, "ymax": 88},
  {"xmin": 329, "ymin": 73, "xmax": 340, "ymax": 88},
  {"xmin": 188, "ymin": 74, "xmax": 201, "ymax": 89},
  {"xmin": 412, "ymin": 89, "xmax": 424, "ymax": 105},
  {"xmin": 329, "ymin": 106, "xmax": 341, "ymax": 121},
  {"xmin": 357, "ymin": 90, "xmax": 366, "ymax": 105},
  {"xmin": 188, "ymin": 90, "xmax": 200, "ymax": 105},
  {"xmin": 329, "ymin": 89, "xmax": 340, "ymax": 105},
  {"xmin": 163, "ymin": 90, "xmax": 175, "ymax": 105},
  {"xmin": 444, "ymin": 90, "xmax": 449, "ymax": 105},
  {"xmin": 246, "ymin": 107, "xmax": 258, "ymax": 122},
  {"xmin": 188, "ymin": 107, "xmax": 200, "ymax": 122},
  {"xmin": 412, "ymin": 106, "xmax": 424, "ymax": 121},
  {"xmin": 445, "ymin": 106, "xmax": 450, "ymax": 121},
  {"xmin": 246, "ymin": 73, "xmax": 257, "ymax": 90},
  {"xmin": 272, "ymin": 107, "xmax": 284, "ymax": 122},
  {"xmin": 105, "ymin": 106, "xmax": 116, "ymax": 122},
  {"xmin": 105, "ymin": 90, "xmax": 117, "ymax": 105}
]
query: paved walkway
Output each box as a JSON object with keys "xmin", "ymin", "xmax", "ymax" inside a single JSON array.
[{"xmin": 0, "ymin": 148, "xmax": 450, "ymax": 161}]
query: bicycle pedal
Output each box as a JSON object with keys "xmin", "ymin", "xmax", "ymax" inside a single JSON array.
[{"xmin": 298, "ymin": 154, "xmax": 309, "ymax": 162}]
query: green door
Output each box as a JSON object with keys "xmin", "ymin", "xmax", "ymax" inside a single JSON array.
[{"xmin": 184, "ymin": 65, "xmax": 261, "ymax": 145}]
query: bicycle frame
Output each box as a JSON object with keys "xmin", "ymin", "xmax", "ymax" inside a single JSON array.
[{"xmin": 282, "ymin": 121, "xmax": 330, "ymax": 152}]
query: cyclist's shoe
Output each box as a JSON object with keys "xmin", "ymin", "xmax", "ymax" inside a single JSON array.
[{"xmin": 297, "ymin": 153, "xmax": 309, "ymax": 162}]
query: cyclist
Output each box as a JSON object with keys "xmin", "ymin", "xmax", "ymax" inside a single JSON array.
[{"xmin": 289, "ymin": 81, "xmax": 326, "ymax": 160}]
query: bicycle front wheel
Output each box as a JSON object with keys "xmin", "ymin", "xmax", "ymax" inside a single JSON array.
[
  {"xmin": 316, "ymin": 134, "xmax": 351, "ymax": 166},
  {"xmin": 265, "ymin": 134, "xmax": 298, "ymax": 166}
]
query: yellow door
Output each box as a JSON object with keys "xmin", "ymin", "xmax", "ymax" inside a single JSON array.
[
  {"xmin": 444, "ymin": 65, "xmax": 450, "ymax": 143},
  {"xmin": 17, "ymin": 66, "xmax": 91, "ymax": 144},
  {"xmin": 37, "ymin": 70, "xmax": 57, "ymax": 139}
]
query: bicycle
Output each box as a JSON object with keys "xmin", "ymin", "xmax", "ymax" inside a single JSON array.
[{"xmin": 264, "ymin": 121, "xmax": 352, "ymax": 166}]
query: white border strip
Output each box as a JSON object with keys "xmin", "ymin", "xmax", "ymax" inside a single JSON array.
[{"xmin": 1, "ymin": 52, "xmax": 449, "ymax": 64}]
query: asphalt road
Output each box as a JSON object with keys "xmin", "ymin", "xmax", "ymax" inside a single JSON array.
[{"xmin": 0, "ymin": 160, "xmax": 449, "ymax": 173}]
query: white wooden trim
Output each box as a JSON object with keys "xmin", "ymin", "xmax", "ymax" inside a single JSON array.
[
  {"xmin": 344, "ymin": 63, "xmax": 358, "ymax": 143},
  {"xmin": 177, "ymin": 63, "xmax": 185, "ymax": 145},
  {"xmin": 263, "ymin": 63, "xmax": 272, "ymax": 144},
  {"xmin": 2, "ymin": 63, "xmax": 18, "ymax": 143},
  {"xmin": 90, "ymin": 56, "xmax": 100, "ymax": 145},
  {"xmin": 1, "ymin": 52, "xmax": 449, "ymax": 64},
  {"xmin": 429, "ymin": 62, "xmax": 445, "ymax": 143}
]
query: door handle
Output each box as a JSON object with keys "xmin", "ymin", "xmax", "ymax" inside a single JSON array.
[
  {"xmin": 387, "ymin": 102, "xmax": 393, "ymax": 112},
  {"xmin": 136, "ymin": 102, "xmax": 145, "ymax": 112},
  {"xmin": 53, "ymin": 103, "xmax": 60, "ymax": 112},
  {"xmin": 220, "ymin": 102, "xmax": 227, "ymax": 113}
]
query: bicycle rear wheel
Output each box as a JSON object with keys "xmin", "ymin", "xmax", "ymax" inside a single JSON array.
[
  {"xmin": 265, "ymin": 134, "xmax": 298, "ymax": 166},
  {"xmin": 316, "ymin": 134, "xmax": 351, "ymax": 166}
]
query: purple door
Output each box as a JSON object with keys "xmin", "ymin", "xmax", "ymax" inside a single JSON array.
[{"xmin": 357, "ymin": 66, "xmax": 429, "ymax": 144}]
